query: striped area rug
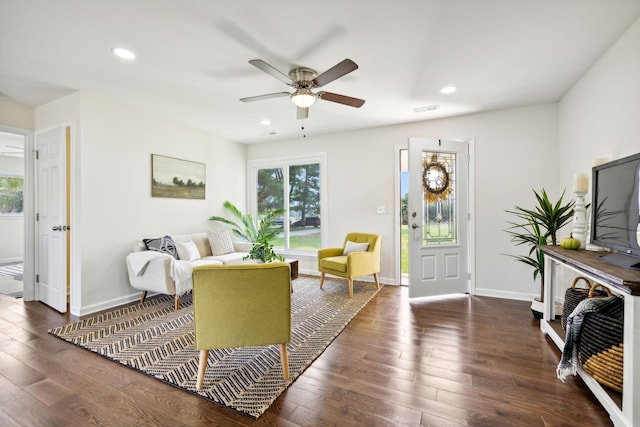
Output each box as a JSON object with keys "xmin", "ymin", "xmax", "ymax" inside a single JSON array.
[{"xmin": 48, "ymin": 276, "xmax": 382, "ymax": 418}]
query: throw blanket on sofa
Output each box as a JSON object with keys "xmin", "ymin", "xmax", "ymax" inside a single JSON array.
[
  {"xmin": 557, "ymin": 294, "xmax": 624, "ymax": 382},
  {"xmin": 127, "ymin": 251, "xmax": 193, "ymax": 296},
  {"xmin": 128, "ymin": 251, "xmax": 174, "ymax": 276},
  {"xmin": 171, "ymin": 259, "xmax": 193, "ymax": 296}
]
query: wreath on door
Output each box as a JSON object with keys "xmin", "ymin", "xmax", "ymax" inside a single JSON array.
[{"xmin": 422, "ymin": 155, "xmax": 452, "ymax": 204}]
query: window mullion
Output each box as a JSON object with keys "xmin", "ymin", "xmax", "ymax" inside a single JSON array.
[{"xmin": 283, "ymin": 165, "xmax": 290, "ymax": 250}]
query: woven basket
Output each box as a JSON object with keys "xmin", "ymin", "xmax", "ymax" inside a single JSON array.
[
  {"xmin": 578, "ymin": 312, "xmax": 624, "ymax": 392},
  {"xmin": 561, "ymin": 277, "xmax": 609, "ymax": 330}
]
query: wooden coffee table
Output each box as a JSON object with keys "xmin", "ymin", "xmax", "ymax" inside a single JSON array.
[
  {"xmin": 285, "ymin": 259, "xmax": 299, "ymax": 293},
  {"xmin": 286, "ymin": 259, "xmax": 299, "ymax": 280}
]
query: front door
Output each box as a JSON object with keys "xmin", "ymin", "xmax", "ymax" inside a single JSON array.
[
  {"xmin": 408, "ymin": 138, "xmax": 469, "ymax": 298},
  {"xmin": 35, "ymin": 125, "xmax": 68, "ymax": 313}
]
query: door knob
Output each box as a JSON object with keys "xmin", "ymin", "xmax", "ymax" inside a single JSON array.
[
  {"xmin": 52, "ymin": 225, "xmax": 62, "ymax": 231},
  {"xmin": 411, "ymin": 223, "xmax": 419, "ymax": 229}
]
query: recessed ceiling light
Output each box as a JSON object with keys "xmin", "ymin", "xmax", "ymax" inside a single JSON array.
[
  {"xmin": 440, "ymin": 86, "xmax": 457, "ymax": 94},
  {"xmin": 111, "ymin": 47, "xmax": 136, "ymax": 60},
  {"xmin": 260, "ymin": 119, "xmax": 271, "ymax": 126}
]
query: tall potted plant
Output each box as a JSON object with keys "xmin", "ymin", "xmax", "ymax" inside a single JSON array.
[
  {"xmin": 505, "ymin": 188, "xmax": 575, "ymax": 316},
  {"xmin": 209, "ymin": 200, "xmax": 284, "ymax": 263}
]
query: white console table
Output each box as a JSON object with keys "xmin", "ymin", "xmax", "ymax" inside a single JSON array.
[{"xmin": 539, "ymin": 246, "xmax": 640, "ymax": 427}]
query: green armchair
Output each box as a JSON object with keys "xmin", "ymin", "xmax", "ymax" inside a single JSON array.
[
  {"xmin": 317, "ymin": 232, "xmax": 381, "ymax": 298},
  {"xmin": 192, "ymin": 263, "xmax": 291, "ymax": 390}
]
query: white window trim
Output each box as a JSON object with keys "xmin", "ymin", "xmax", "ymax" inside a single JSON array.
[{"xmin": 247, "ymin": 152, "xmax": 327, "ymax": 257}]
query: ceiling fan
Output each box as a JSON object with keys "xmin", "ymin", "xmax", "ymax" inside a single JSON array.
[{"xmin": 240, "ymin": 58, "xmax": 365, "ymax": 119}]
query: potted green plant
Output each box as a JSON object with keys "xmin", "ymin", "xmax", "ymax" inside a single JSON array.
[
  {"xmin": 505, "ymin": 188, "xmax": 575, "ymax": 317},
  {"xmin": 209, "ymin": 200, "xmax": 284, "ymax": 263}
]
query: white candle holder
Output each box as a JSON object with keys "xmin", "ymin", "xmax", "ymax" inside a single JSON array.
[{"xmin": 572, "ymin": 191, "xmax": 587, "ymax": 249}]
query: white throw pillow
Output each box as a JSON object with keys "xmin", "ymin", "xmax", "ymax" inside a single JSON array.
[
  {"xmin": 175, "ymin": 240, "xmax": 201, "ymax": 261},
  {"xmin": 343, "ymin": 240, "xmax": 370, "ymax": 255},
  {"xmin": 207, "ymin": 230, "xmax": 236, "ymax": 256}
]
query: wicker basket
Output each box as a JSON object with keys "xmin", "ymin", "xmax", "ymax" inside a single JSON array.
[
  {"xmin": 561, "ymin": 277, "xmax": 609, "ymax": 330},
  {"xmin": 578, "ymin": 311, "xmax": 624, "ymax": 392}
]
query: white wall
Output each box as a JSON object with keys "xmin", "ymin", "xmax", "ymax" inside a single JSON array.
[
  {"xmin": 559, "ymin": 16, "xmax": 640, "ymax": 186},
  {"xmin": 0, "ymin": 154, "xmax": 24, "ymax": 261},
  {"xmin": 36, "ymin": 92, "xmax": 246, "ymax": 314},
  {"xmin": 555, "ymin": 17, "xmax": 640, "ymax": 296},
  {"xmin": 0, "ymin": 98, "xmax": 34, "ymax": 130},
  {"xmin": 248, "ymin": 103, "xmax": 559, "ymax": 301}
]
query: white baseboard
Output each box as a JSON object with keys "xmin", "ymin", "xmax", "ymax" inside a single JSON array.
[
  {"xmin": 72, "ymin": 292, "xmax": 143, "ymax": 317},
  {"xmin": 474, "ymin": 287, "xmax": 538, "ymax": 302}
]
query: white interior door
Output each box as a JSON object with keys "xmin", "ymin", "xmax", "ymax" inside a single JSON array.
[
  {"xmin": 408, "ymin": 138, "xmax": 469, "ymax": 298},
  {"xmin": 35, "ymin": 125, "xmax": 68, "ymax": 313}
]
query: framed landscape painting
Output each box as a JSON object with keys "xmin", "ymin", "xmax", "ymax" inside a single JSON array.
[{"xmin": 151, "ymin": 154, "xmax": 205, "ymax": 199}]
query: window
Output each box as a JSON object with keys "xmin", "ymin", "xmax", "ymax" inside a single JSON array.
[
  {"xmin": 0, "ymin": 174, "xmax": 24, "ymax": 216},
  {"xmin": 420, "ymin": 151, "xmax": 457, "ymax": 245},
  {"xmin": 250, "ymin": 154, "xmax": 326, "ymax": 253}
]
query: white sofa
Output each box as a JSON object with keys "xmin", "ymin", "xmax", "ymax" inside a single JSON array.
[{"xmin": 125, "ymin": 231, "xmax": 252, "ymax": 310}]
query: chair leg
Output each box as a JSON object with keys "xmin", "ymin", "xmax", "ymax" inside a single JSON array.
[
  {"xmin": 319, "ymin": 272, "xmax": 325, "ymax": 289},
  {"xmin": 174, "ymin": 295, "xmax": 180, "ymax": 311},
  {"xmin": 139, "ymin": 290, "xmax": 147, "ymax": 304},
  {"xmin": 348, "ymin": 279, "xmax": 354, "ymax": 298},
  {"xmin": 280, "ymin": 343, "xmax": 289, "ymax": 381},
  {"xmin": 196, "ymin": 349, "xmax": 209, "ymax": 390},
  {"xmin": 374, "ymin": 273, "xmax": 380, "ymax": 289}
]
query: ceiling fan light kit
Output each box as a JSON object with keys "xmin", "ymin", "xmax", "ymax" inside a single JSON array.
[
  {"xmin": 290, "ymin": 88, "xmax": 316, "ymax": 108},
  {"xmin": 241, "ymin": 58, "xmax": 365, "ymax": 119}
]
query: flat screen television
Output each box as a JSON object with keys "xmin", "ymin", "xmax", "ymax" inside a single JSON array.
[{"xmin": 590, "ymin": 152, "xmax": 640, "ymax": 270}]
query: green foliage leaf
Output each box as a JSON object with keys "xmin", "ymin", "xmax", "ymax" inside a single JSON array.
[
  {"xmin": 209, "ymin": 200, "xmax": 284, "ymax": 262},
  {"xmin": 503, "ymin": 187, "xmax": 574, "ymax": 301}
]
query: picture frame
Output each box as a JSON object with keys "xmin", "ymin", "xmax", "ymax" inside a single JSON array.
[{"xmin": 151, "ymin": 154, "xmax": 205, "ymax": 199}]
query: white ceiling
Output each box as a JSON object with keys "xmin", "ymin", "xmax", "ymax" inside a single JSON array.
[{"xmin": 1, "ymin": 0, "xmax": 639, "ymax": 145}]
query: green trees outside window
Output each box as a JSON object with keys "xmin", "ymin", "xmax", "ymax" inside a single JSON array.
[
  {"xmin": 256, "ymin": 162, "xmax": 321, "ymax": 251},
  {"xmin": 0, "ymin": 176, "xmax": 23, "ymax": 215}
]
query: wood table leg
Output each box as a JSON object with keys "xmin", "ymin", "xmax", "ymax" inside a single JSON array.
[
  {"xmin": 196, "ymin": 349, "xmax": 209, "ymax": 390},
  {"xmin": 280, "ymin": 344, "xmax": 289, "ymax": 381}
]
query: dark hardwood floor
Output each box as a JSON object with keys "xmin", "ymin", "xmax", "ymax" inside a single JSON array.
[{"xmin": 0, "ymin": 285, "xmax": 612, "ymax": 426}]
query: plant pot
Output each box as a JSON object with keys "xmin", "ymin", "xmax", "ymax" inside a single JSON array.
[
  {"xmin": 530, "ymin": 298, "xmax": 544, "ymax": 319},
  {"xmin": 530, "ymin": 297, "xmax": 563, "ymax": 319}
]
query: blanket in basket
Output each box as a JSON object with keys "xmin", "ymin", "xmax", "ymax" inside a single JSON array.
[{"xmin": 557, "ymin": 294, "xmax": 624, "ymax": 382}]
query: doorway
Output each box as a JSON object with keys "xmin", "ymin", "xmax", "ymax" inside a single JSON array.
[
  {"xmin": 0, "ymin": 129, "xmax": 26, "ymax": 298},
  {"xmin": 396, "ymin": 138, "xmax": 475, "ymax": 297},
  {"xmin": 399, "ymin": 148, "xmax": 409, "ymax": 285}
]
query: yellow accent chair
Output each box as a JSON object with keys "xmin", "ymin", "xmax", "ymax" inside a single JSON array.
[
  {"xmin": 192, "ymin": 263, "xmax": 291, "ymax": 390},
  {"xmin": 317, "ymin": 232, "xmax": 381, "ymax": 298}
]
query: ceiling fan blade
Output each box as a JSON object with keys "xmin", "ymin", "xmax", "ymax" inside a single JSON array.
[
  {"xmin": 240, "ymin": 92, "xmax": 290, "ymax": 102},
  {"xmin": 249, "ymin": 59, "xmax": 294, "ymax": 86},
  {"xmin": 7, "ymin": 145, "xmax": 24, "ymax": 150},
  {"xmin": 313, "ymin": 59, "xmax": 358, "ymax": 87},
  {"xmin": 317, "ymin": 91, "xmax": 365, "ymax": 108},
  {"xmin": 297, "ymin": 107, "xmax": 309, "ymax": 120}
]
